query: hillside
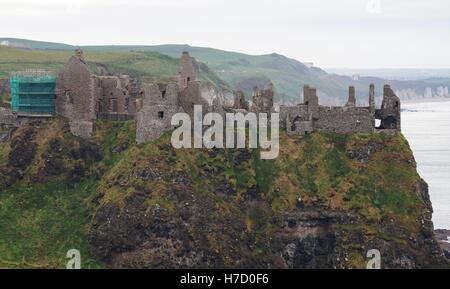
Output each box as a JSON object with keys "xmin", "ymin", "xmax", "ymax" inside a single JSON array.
[
  {"xmin": 0, "ymin": 118, "xmax": 448, "ymax": 268},
  {"xmin": 2, "ymin": 38, "xmax": 450, "ymax": 104},
  {"xmin": 0, "ymin": 45, "xmax": 229, "ymax": 92}
]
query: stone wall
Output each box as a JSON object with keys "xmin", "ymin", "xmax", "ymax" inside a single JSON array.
[
  {"xmin": 279, "ymin": 84, "xmax": 396, "ymax": 135},
  {"xmin": 251, "ymin": 83, "xmax": 274, "ymax": 114},
  {"xmin": 95, "ymin": 75, "xmax": 140, "ymax": 119},
  {"xmin": 55, "ymin": 54, "xmax": 96, "ymax": 122},
  {"xmin": 279, "ymin": 105, "xmax": 310, "ymax": 131},
  {"xmin": 233, "ymin": 91, "xmax": 248, "ymax": 110},
  {"xmin": 136, "ymin": 82, "xmax": 181, "ymax": 144},
  {"xmin": 376, "ymin": 85, "xmax": 401, "ymax": 131},
  {"xmin": 0, "ymin": 79, "xmax": 10, "ymax": 96},
  {"xmin": 315, "ymin": 106, "xmax": 374, "ymax": 134},
  {"xmin": 180, "ymin": 80, "xmax": 209, "ymax": 117},
  {"xmin": 55, "ymin": 50, "xmax": 143, "ymax": 137}
]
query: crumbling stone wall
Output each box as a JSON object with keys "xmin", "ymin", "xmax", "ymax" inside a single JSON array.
[
  {"xmin": 315, "ymin": 106, "xmax": 374, "ymax": 134},
  {"xmin": 346, "ymin": 86, "xmax": 356, "ymax": 107},
  {"xmin": 279, "ymin": 84, "xmax": 396, "ymax": 135},
  {"xmin": 180, "ymin": 80, "xmax": 210, "ymax": 117},
  {"xmin": 136, "ymin": 82, "xmax": 181, "ymax": 144},
  {"xmin": 375, "ymin": 85, "xmax": 401, "ymax": 131},
  {"xmin": 51, "ymin": 49, "xmax": 400, "ymax": 143},
  {"xmin": 95, "ymin": 75, "xmax": 140, "ymax": 120},
  {"xmin": 56, "ymin": 50, "xmax": 96, "ymax": 137},
  {"xmin": 279, "ymin": 105, "xmax": 311, "ymax": 135},
  {"xmin": 56, "ymin": 51, "xmax": 96, "ymax": 122},
  {"xmin": 303, "ymin": 85, "xmax": 319, "ymax": 119},
  {"xmin": 233, "ymin": 91, "xmax": 248, "ymax": 110},
  {"xmin": 251, "ymin": 83, "xmax": 274, "ymax": 114},
  {"xmin": 56, "ymin": 49, "xmax": 143, "ymax": 136}
]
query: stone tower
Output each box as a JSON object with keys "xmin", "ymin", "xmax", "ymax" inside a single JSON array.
[
  {"xmin": 233, "ymin": 90, "xmax": 247, "ymax": 109},
  {"xmin": 304, "ymin": 85, "xmax": 319, "ymax": 119},
  {"xmin": 346, "ymin": 86, "xmax": 356, "ymax": 107},
  {"xmin": 379, "ymin": 85, "xmax": 401, "ymax": 130},
  {"xmin": 251, "ymin": 83, "xmax": 274, "ymax": 114},
  {"xmin": 136, "ymin": 82, "xmax": 180, "ymax": 144},
  {"xmin": 55, "ymin": 49, "xmax": 96, "ymax": 137},
  {"xmin": 178, "ymin": 52, "xmax": 196, "ymax": 91},
  {"xmin": 369, "ymin": 84, "xmax": 376, "ymax": 114}
]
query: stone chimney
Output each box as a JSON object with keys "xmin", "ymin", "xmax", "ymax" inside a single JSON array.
[
  {"xmin": 346, "ymin": 86, "xmax": 356, "ymax": 107},
  {"xmin": 177, "ymin": 51, "xmax": 196, "ymax": 91},
  {"xmin": 369, "ymin": 84, "xmax": 375, "ymax": 114}
]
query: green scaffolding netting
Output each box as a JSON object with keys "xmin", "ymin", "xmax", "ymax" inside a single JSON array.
[{"xmin": 10, "ymin": 75, "xmax": 56, "ymax": 114}]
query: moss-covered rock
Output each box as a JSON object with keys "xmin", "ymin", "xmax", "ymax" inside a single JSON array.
[{"xmin": 0, "ymin": 118, "xmax": 448, "ymax": 268}]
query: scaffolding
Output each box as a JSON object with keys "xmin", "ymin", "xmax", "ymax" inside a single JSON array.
[{"xmin": 10, "ymin": 70, "xmax": 56, "ymax": 115}]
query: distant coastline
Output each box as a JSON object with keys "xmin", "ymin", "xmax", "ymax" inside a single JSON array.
[{"xmin": 402, "ymin": 97, "xmax": 450, "ymax": 104}]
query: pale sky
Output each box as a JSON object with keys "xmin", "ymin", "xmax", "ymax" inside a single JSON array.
[{"xmin": 0, "ymin": 0, "xmax": 449, "ymax": 68}]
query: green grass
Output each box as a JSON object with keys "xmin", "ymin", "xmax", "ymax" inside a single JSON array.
[
  {"xmin": 0, "ymin": 46, "xmax": 229, "ymax": 91},
  {"xmin": 0, "ymin": 178, "xmax": 103, "ymax": 268}
]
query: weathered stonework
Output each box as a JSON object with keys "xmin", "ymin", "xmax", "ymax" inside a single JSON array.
[
  {"xmin": 279, "ymin": 84, "xmax": 399, "ymax": 135},
  {"xmin": 136, "ymin": 82, "xmax": 181, "ymax": 144},
  {"xmin": 95, "ymin": 75, "xmax": 141, "ymax": 120},
  {"xmin": 375, "ymin": 85, "xmax": 401, "ymax": 131},
  {"xmin": 346, "ymin": 86, "xmax": 356, "ymax": 107},
  {"xmin": 5, "ymin": 49, "xmax": 401, "ymax": 143},
  {"xmin": 178, "ymin": 52, "xmax": 196, "ymax": 91},
  {"xmin": 136, "ymin": 52, "xmax": 213, "ymax": 144},
  {"xmin": 56, "ymin": 51, "xmax": 96, "ymax": 122},
  {"xmin": 315, "ymin": 106, "xmax": 374, "ymax": 134},
  {"xmin": 251, "ymin": 83, "xmax": 274, "ymax": 114},
  {"xmin": 56, "ymin": 49, "xmax": 143, "ymax": 137},
  {"xmin": 233, "ymin": 90, "xmax": 248, "ymax": 110}
]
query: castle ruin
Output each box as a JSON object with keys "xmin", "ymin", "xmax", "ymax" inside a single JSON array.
[{"xmin": 1, "ymin": 48, "xmax": 402, "ymax": 144}]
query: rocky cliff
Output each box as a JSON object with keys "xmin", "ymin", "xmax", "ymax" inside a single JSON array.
[{"xmin": 0, "ymin": 118, "xmax": 448, "ymax": 268}]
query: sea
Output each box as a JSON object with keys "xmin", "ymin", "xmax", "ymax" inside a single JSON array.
[{"xmin": 402, "ymin": 99, "xmax": 450, "ymax": 230}]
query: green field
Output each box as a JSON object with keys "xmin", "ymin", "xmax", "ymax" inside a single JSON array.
[
  {"xmin": 2, "ymin": 38, "xmax": 450, "ymax": 103},
  {"xmin": 0, "ymin": 45, "xmax": 229, "ymax": 91}
]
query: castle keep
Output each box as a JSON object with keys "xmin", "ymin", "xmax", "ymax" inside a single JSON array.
[
  {"xmin": 0, "ymin": 48, "xmax": 401, "ymax": 144},
  {"xmin": 56, "ymin": 49, "xmax": 142, "ymax": 137}
]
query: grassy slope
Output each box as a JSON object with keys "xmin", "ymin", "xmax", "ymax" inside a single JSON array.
[
  {"xmin": 0, "ymin": 119, "xmax": 136, "ymax": 268},
  {"xmin": 93, "ymin": 45, "xmax": 352, "ymax": 102},
  {"xmin": 0, "ymin": 46, "xmax": 228, "ymax": 90},
  {"xmin": 2, "ymin": 38, "xmax": 450, "ymax": 103},
  {"xmin": 0, "ymin": 39, "xmax": 361, "ymax": 102}
]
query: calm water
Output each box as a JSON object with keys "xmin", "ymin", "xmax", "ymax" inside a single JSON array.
[{"xmin": 402, "ymin": 100, "xmax": 450, "ymax": 229}]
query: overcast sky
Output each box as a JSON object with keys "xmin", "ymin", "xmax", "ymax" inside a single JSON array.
[{"xmin": 0, "ymin": 0, "xmax": 449, "ymax": 68}]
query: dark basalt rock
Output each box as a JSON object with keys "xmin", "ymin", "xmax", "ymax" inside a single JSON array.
[{"xmin": 346, "ymin": 140, "xmax": 384, "ymax": 163}]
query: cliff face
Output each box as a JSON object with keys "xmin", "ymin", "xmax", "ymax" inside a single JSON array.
[{"xmin": 0, "ymin": 119, "xmax": 448, "ymax": 269}]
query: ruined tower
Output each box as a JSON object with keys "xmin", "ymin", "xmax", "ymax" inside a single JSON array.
[
  {"xmin": 56, "ymin": 49, "xmax": 96, "ymax": 137},
  {"xmin": 378, "ymin": 85, "xmax": 401, "ymax": 131},
  {"xmin": 251, "ymin": 83, "xmax": 274, "ymax": 114},
  {"xmin": 346, "ymin": 86, "xmax": 356, "ymax": 107},
  {"xmin": 233, "ymin": 90, "xmax": 247, "ymax": 110},
  {"xmin": 178, "ymin": 52, "xmax": 196, "ymax": 91},
  {"xmin": 304, "ymin": 85, "xmax": 319, "ymax": 119},
  {"xmin": 369, "ymin": 84, "xmax": 376, "ymax": 114}
]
